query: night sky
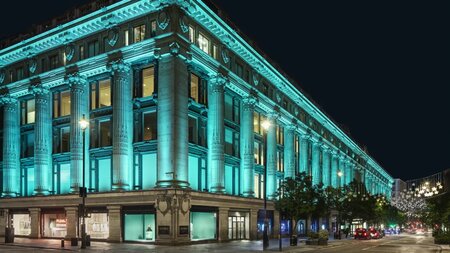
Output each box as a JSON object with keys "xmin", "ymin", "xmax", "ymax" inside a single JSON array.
[{"xmin": 1, "ymin": 0, "xmax": 449, "ymax": 180}]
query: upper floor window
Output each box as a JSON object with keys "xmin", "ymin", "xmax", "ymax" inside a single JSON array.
[
  {"xmin": 189, "ymin": 26, "xmax": 195, "ymax": 43},
  {"xmin": 79, "ymin": 45, "xmax": 85, "ymax": 60},
  {"xmin": 133, "ymin": 24, "xmax": 146, "ymax": 43},
  {"xmin": 254, "ymin": 141, "xmax": 265, "ymax": 166},
  {"xmin": 198, "ymin": 33, "xmax": 210, "ymax": 54},
  {"xmin": 190, "ymin": 73, "xmax": 207, "ymax": 105},
  {"xmin": 87, "ymin": 41, "xmax": 99, "ymax": 58},
  {"xmin": 213, "ymin": 44, "xmax": 218, "ymax": 60},
  {"xmin": 150, "ymin": 20, "xmax": 157, "ymax": 37},
  {"xmin": 53, "ymin": 126, "xmax": 70, "ymax": 154},
  {"xmin": 225, "ymin": 93, "xmax": 240, "ymax": 124},
  {"xmin": 90, "ymin": 119, "xmax": 112, "ymax": 148},
  {"xmin": 53, "ymin": 90, "xmax": 71, "ymax": 118},
  {"xmin": 142, "ymin": 112, "xmax": 157, "ymax": 141},
  {"xmin": 49, "ymin": 54, "xmax": 59, "ymax": 70},
  {"xmin": 124, "ymin": 30, "xmax": 129, "ymax": 46},
  {"xmin": 91, "ymin": 79, "xmax": 111, "ymax": 110},
  {"xmin": 21, "ymin": 132, "xmax": 34, "ymax": 158},
  {"xmin": 276, "ymin": 126, "xmax": 284, "ymax": 145},
  {"xmin": 277, "ymin": 150, "xmax": 284, "ymax": 172},
  {"xmin": 141, "ymin": 66, "xmax": 155, "ymax": 97},
  {"xmin": 235, "ymin": 62, "xmax": 243, "ymax": 78},
  {"xmin": 225, "ymin": 128, "xmax": 239, "ymax": 157},
  {"xmin": 21, "ymin": 99, "xmax": 35, "ymax": 125},
  {"xmin": 253, "ymin": 112, "xmax": 266, "ymax": 135},
  {"xmin": 16, "ymin": 67, "xmax": 24, "ymax": 80}
]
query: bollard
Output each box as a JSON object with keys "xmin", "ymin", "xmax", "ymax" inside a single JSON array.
[{"xmin": 61, "ymin": 239, "xmax": 65, "ymax": 248}]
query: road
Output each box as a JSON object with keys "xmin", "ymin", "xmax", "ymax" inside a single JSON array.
[
  {"xmin": 313, "ymin": 234, "xmax": 445, "ymax": 253},
  {"xmin": 0, "ymin": 234, "xmax": 447, "ymax": 252}
]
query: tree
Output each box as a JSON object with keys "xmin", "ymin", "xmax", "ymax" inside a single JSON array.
[{"xmin": 274, "ymin": 172, "xmax": 321, "ymax": 236}]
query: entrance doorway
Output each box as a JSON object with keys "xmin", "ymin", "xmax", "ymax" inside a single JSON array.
[{"xmin": 228, "ymin": 216, "xmax": 246, "ymax": 240}]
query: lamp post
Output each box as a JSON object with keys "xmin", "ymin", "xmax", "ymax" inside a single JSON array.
[
  {"xmin": 262, "ymin": 119, "xmax": 271, "ymax": 251},
  {"xmin": 79, "ymin": 114, "xmax": 89, "ymax": 249}
]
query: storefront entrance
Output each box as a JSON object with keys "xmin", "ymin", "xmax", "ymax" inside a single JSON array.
[
  {"xmin": 122, "ymin": 206, "xmax": 156, "ymax": 242},
  {"xmin": 228, "ymin": 211, "xmax": 249, "ymax": 240}
]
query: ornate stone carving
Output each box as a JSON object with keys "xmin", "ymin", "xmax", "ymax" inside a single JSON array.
[
  {"xmin": 169, "ymin": 42, "xmax": 181, "ymax": 56},
  {"xmin": 28, "ymin": 58, "xmax": 37, "ymax": 74},
  {"xmin": 108, "ymin": 59, "xmax": 131, "ymax": 75},
  {"xmin": 0, "ymin": 69, "xmax": 5, "ymax": 84},
  {"xmin": 209, "ymin": 73, "xmax": 227, "ymax": 93},
  {"xmin": 64, "ymin": 44, "xmax": 75, "ymax": 62},
  {"xmin": 221, "ymin": 47, "xmax": 230, "ymax": 64},
  {"xmin": 157, "ymin": 11, "xmax": 170, "ymax": 30},
  {"xmin": 179, "ymin": 15, "xmax": 189, "ymax": 33},
  {"xmin": 107, "ymin": 27, "xmax": 119, "ymax": 47}
]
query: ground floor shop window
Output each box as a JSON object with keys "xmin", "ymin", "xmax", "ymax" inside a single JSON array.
[
  {"xmin": 124, "ymin": 214, "xmax": 155, "ymax": 241},
  {"xmin": 190, "ymin": 212, "xmax": 216, "ymax": 240},
  {"xmin": 13, "ymin": 214, "xmax": 31, "ymax": 236},
  {"xmin": 85, "ymin": 213, "xmax": 109, "ymax": 239},
  {"xmin": 43, "ymin": 213, "xmax": 67, "ymax": 238}
]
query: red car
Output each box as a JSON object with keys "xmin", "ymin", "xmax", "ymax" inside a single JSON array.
[
  {"xmin": 368, "ymin": 228, "xmax": 382, "ymax": 239},
  {"xmin": 354, "ymin": 228, "xmax": 371, "ymax": 240}
]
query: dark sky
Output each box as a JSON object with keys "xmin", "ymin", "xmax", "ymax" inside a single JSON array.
[{"xmin": 1, "ymin": 0, "xmax": 449, "ymax": 180}]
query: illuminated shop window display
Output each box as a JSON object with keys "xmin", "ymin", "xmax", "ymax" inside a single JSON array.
[
  {"xmin": 13, "ymin": 214, "xmax": 31, "ymax": 236},
  {"xmin": 124, "ymin": 214, "xmax": 155, "ymax": 241},
  {"xmin": 190, "ymin": 212, "xmax": 217, "ymax": 240},
  {"xmin": 85, "ymin": 213, "xmax": 109, "ymax": 239},
  {"xmin": 42, "ymin": 213, "xmax": 67, "ymax": 238}
]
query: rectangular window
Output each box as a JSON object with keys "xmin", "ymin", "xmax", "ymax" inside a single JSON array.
[
  {"xmin": 99, "ymin": 120, "xmax": 112, "ymax": 147},
  {"xmin": 141, "ymin": 67, "xmax": 155, "ymax": 97},
  {"xmin": 150, "ymin": 20, "xmax": 157, "ymax": 37},
  {"xmin": 254, "ymin": 141, "xmax": 265, "ymax": 166},
  {"xmin": 188, "ymin": 116, "xmax": 198, "ymax": 144},
  {"xmin": 91, "ymin": 79, "xmax": 111, "ymax": 110},
  {"xmin": 21, "ymin": 99, "xmax": 36, "ymax": 125},
  {"xmin": 133, "ymin": 24, "xmax": 146, "ymax": 43},
  {"xmin": 277, "ymin": 150, "xmax": 284, "ymax": 172},
  {"xmin": 53, "ymin": 90, "xmax": 71, "ymax": 118},
  {"xmin": 49, "ymin": 54, "xmax": 59, "ymax": 70},
  {"xmin": 235, "ymin": 62, "xmax": 243, "ymax": 78},
  {"xmin": 190, "ymin": 74, "xmax": 207, "ymax": 105},
  {"xmin": 213, "ymin": 44, "xmax": 218, "ymax": 60},
  {"xmin": 198, "ymin": 33, "xmax": 210, "ymax": 54},
  {"xmin": 79, "ymin": 45, "xmax": 85, "ymax": 60},
  {"xmin": 277, "ymin": 126, "xmax": 284, "ymax": 145},
  {"xmin": 253, "ymin": 112, "xmax": 265, "ymax": 135},
  {"xmin": 190, "ymin": 74, "xmax": 199, "ymax": 102},
  {"xmin": 87, "ymin": 41, "xmax": 99, "ymax": 57},
  {"xmin": 225, "ymin": 129, "xmax": 239, "ymax": 157},
  {"xmin": 98, "ymin": 158, "xmax": 111, "ymax": 192},
  {"xmin": 224, "ymin": 93, "xmax": 240, "ymax": 124},
  {"xmin": 189, "ymin": 26, "xmax": 195, "ymax": 43},
  {"xmin": 143, "ymin": 112, "xmax": 157, "ymax": 141},
  {"xmin": 16, "ymin": 67, "xmax": 24, "ymax": 80},
  {"xmin": 21, "ymin": 132, "xmax": 34, "ymax": 158},
  {"xmin": 54, "ymin": 127, "xmax": 70, "ymax": 154},
  {"xmin": 124, "ymin": 30, "xmax": 129, "ymax": 46}
]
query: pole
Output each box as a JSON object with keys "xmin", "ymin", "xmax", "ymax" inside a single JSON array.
[
  {"xmin": 279, "ymin": 215, "xmax": 282, "ymax": 251},
  {"xmin": 263, "ymin": 130, "xmax": 269, "ymax": 250},
  {"xmin": 81, "ymin": 115, "xmax": 86, "ymax": 249}
]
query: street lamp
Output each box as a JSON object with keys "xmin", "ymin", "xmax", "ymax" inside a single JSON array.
[
  {"xmin": 262, "ymin": 119, "xmax": 271, "ymax": 251},
  {"xmin": 336, "ymin": 170, "xmax": 344, "ymax": 240},
  {"xmin": 79, "ymin": 114, "xmax": 89, "ymax": 249}
]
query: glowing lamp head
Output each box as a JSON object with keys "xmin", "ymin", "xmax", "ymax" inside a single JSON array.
[
  {"xmin": 262, "ymin": 120, "xmax": 271, "ymax": 131},
  {"xmin": 79, "ymin": 116, "xmax": 89, "ymax": 131},
  {"xmin": 337, "ymin": 171, "xmax": 343, "ymax": 177}
]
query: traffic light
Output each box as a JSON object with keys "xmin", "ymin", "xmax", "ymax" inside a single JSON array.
[{"xmin": 79, "ymin": 187, "xmax": 87, "ymax": 198}]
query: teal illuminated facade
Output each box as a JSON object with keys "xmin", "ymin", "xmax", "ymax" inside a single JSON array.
[{"xmin": 0, "ymin": 0, "xmax": 393, "ymax": 243}]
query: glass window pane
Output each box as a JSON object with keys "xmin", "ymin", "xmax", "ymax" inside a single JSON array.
[
  {"xmin": 91, "ymin": 83, "xmax": 97, "ymax": 110},
  {"xmin": 225, "ymin": 165, "xmax": 233, "ymax": 194},
  {"xmin": 60, "ymin": 164, "xmax": 71, "ymax": 194},
  {"xmin": 85, "ymin": 213, "xmax": 109, "ymax": 239},
  {"xmin": 190, "ymin": 212, "xmax": 217, "ymax": 240},
  {"xmin": 27, "ymin": 167, "xmax": 34, "ymax": 196},
  {"xmin": 61, "ymin": 127, "xmax": 70, "ymax": 153},
  {"xmin": 142, "ymin": 153, "xmax": 157, "ymax": 189},
  {"xmin": 134, "ymin": 25, "xmax": 146, "ymax": 43},
  {"xmin": 225, "ymin": 94, "xmax": 233, "ymax": 121},
  {"xmin": 143, "ymin": 112, "xmax": 157, "ymax": 141},
  {"xmin": 198, "ymin": 33, "xmax": 210, "ymax": 54},
  {"xmin": 124, "ymin": 214, "xmax": 155, "ymax": 241},
  {"xmin": 60, "ymin": 91, "xmax": 71, "ymax": 116},
  {"xmin": 99, "ymin": 79, "xmax": 111, "ymax": 108},
  {"xmin": 142, "ymin": 67, "xmax": 155, "ymax": 97},
  {"xmin": 188, "ymin": 155, "xmax": 199, "ymax": 191},
  {"xmin": 98, "ymin": 158, "xmax": 111, "ymax": 192},
  {"xmin": 99, "ymin": 121, "xmax": 112, "ymax": 147},
  {"xmin": 190, "ymin": 74, "xmax": 199, "ymax": 102},
  {"xmin": 27, "ymin": 99, "xmax": 35, "ymax": 124}
]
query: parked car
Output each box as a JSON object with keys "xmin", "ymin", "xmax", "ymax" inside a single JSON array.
[
  {"xmin": 368, "ymin": 228, "xmax": 382, "ymax": 239},
  {"xmin": 354, "ymin": 228, "xmax": 371, "ymax": 240}
]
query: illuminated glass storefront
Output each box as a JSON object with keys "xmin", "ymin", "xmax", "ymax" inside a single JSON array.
[
  {"xmin": 12, "ymin": 214, "xmax": 31, "ymax": 236},
  {"xmin": 190, "ymin": 211, "xmax": 217, "ymax": 240},
  {"xmin": 123, "ymin": 207, "xmax": 156, "ymax": 242},
  {"xmin": 85, "ymin": 212, "xmax": 109, "ymax": 239},
  {"xmin": 42, "ymin": 211, "xmax": 67, "ymax": 238},
  {"xmin": 228, "ymin": 211, "xmax": 250, "ymax": 240}
]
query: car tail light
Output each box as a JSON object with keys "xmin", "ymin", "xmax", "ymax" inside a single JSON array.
[
  {"xmin": 364, "ymin": 232, "xmax": 367, "ymax": 236},
  {"xmin": 376, "ymin": 233, "xmax": 378, "ymax": 236}
]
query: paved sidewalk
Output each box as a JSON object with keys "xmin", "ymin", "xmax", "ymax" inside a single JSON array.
[{"xmin": 0, "ymin": 237, "xmax": 358, "ymax": 253}]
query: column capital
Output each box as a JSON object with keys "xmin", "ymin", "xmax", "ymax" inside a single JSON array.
[
  {"xmin": 285, "ymin": 123, "xmax": 297, "ymax": 132},
  {"xmin": 0, "ymin": 95, "xmax": 18, "ymax": 105},
  {"xmin": 320, "ymin": 144, "xmax": 330, "ymax": 152},
  {"xmin": 242, "ymin": 96, "xmax": 257, "ymax": 106},
  {"xmin": 65, "ymin": 72, "xmax": 87, "ymax": 88},
  {"xmin": 29, "ymin": 84, "xmax": 49, "ymax": 96},
  {"xmin": 208, "ymin": 73, "xmax": 227, "ymax": 93},
  {"xmin": 300, "ymin": 133, "xmax": 311, "ymax": 140},
  {"xmin": 108, "ymin": 59, "xmax": 131, "ymax": 75}
]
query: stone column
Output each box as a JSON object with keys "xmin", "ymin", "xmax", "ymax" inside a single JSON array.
[
  {"xmin": 29, "ymin": 208, "xmax": 41, "ymax": 239},
  {"xmin": 65, "ymin": 207, "xmax": 78, "ymax": 239},
  {"xmin": 109, "ymin": 60, "xmax": 133, "ymax": 191},
  {"xmin": 345, "ymin": 160, "xmax": 352, "ymax": 185},
  {"xmin": 250, "ymin": 209, "xmax": 258, "ymax": 240},
  {"xmin": 30, "ymin": 85, "xmax": 51, "ymax": 195},
  {"xmin": 156, "ymin": 54, "xmax": 189, "ymax": 188},
  {"xmin": 66, "ymin": 73, "xmax": 89, "ymax": 193},
  {"xmin": 1, "ymin": 97, "xmax": 20, "ymax": 197},
  {"xmin": 311, "ymin": 140, "xmax": 321, "ymax": 185},
  {"xmin": 338, "ymin": 156, "xmax": 345, "ymax": 187},
  {"xmin": 107, "ymin": 206, "xmax": 122, "ymax": 242},
  {"xmin": 266, "ymin": 114, "xmax": 277, "ymax": 199},
  {"xmin": 331, "ymin": 152, "xmax": 339, "ymax": 188},
  {"xmin": 0, "ymin": 209, "xmax": 10, "ymax": 237},
  {"xmin": 273, "ymin": 210, "xmax": 280, "ymax": 239},
  {"xmin": 299, "ymin": 134, "xmax": 309, "ymax": 174},
  {"xmin": 218, "ymin": 207, "xmax": 229, "ymax": 242},
  {"xmin": 283, "ymin": 126, "xmax": 296, "ymax": 179},
  {"xmin": 321, "ymin": 146, "xmax": 331, "ymax": 187},
  {"xmin": 207, "ymin": 74, "xmax": 226, "ymax": 193},
  {"xmin": 241, "ymin": 97, "xmax": 256, "ymax": 197}
]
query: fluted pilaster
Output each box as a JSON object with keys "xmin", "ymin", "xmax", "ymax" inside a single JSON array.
[
  {"xmin": 299, "ymin": 133, "xmax": 309, "ymax": 174},
  {"xmin": 344, "ymin": 160, "xmax": 352, "ymax": 185},
  {"xmin": 207, "ymin": 74, "xmax": 227, "ymax": 193},
  {"xmin": 241, "ymin": 97, "xmax": 256, "ymax": 197},
  {"xmin": 338, "ymin": 155, "xmax": 345, "ymax": 187},
  {"xmin": 321, "ymin": 145, "xmax": 331, "ymax": 187},
  {"xmin": 1, "ymin": 97, "xmax": 20, "ymax": 197},
  {"xmin": 283, "ymin": 125, "xmax": 296, "ymax": 179},
  {"xmin": 266, "ymin": 114, "xmax": 277, "ymax": 199},
  {"xmin": 30, "ymin": 85, "xmax": 51, "ymax": 195},
  {"xmin": 311, "ymin": 140, "xmax": 321, "ymax": 185},
  {"xmin": 109, "ymin": 60, "xmax": 133, "ymax": 191},
  {"xmin": 156, "ymin": 55, "xmax": 189, "ymax": 188},
  {"xmin": 330, "ymin": 152, "xmax": 339, "ymax": 188},
  {"xmin": 66, "ymin": 73, "xmax": 89, "ymax": 193}
]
